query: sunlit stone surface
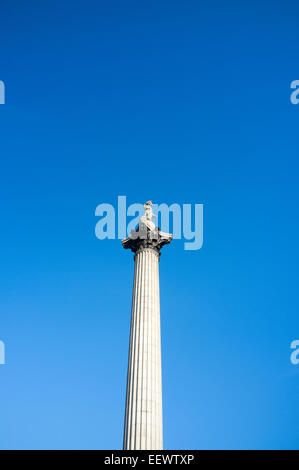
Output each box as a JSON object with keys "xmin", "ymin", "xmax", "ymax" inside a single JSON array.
[{"xmin": 122, "ymin": 201, "xmax": 172, "ymax": 450}]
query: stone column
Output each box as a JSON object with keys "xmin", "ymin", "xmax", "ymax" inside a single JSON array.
[{"xmin": 122, "ymin": 201, "xmax": 172, "ymax": 450}]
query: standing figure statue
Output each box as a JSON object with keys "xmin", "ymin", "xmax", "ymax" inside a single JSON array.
[{"xmin": 140, "ymin": 200, "xmax": 156, "ymax": 231}]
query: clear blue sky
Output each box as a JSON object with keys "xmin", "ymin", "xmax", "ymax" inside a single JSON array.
[{"xmin": 0, "ymin": 0, "xmax": 298, "ymax": 450}]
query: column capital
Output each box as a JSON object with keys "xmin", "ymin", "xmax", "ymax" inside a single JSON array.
[{"xmin": 122, "ymin": 223, "xmax": 172, "ymax": 256}]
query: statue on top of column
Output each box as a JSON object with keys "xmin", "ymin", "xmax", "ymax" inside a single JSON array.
[
  {"xmin": 122, "ymin": 201, "xmax": 172, "ymax": 255},
  {"xmin": 140, "ymin": 201, "xmax": 156, "ymax": 231}
]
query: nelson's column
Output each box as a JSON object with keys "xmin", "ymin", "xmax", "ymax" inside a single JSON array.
[{"xmin": 122, "ymin": 201, "xmax": 172, "ymax": 450}]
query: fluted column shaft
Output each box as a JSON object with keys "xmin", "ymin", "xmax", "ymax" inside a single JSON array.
[{"xmin": 123, "ymin": 247, "xmax": 163, "ymax": 450}]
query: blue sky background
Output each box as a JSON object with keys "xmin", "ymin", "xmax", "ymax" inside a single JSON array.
[{"xmin": 0, "ymin": 0, "xmax": 299, "ymax": 449}]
